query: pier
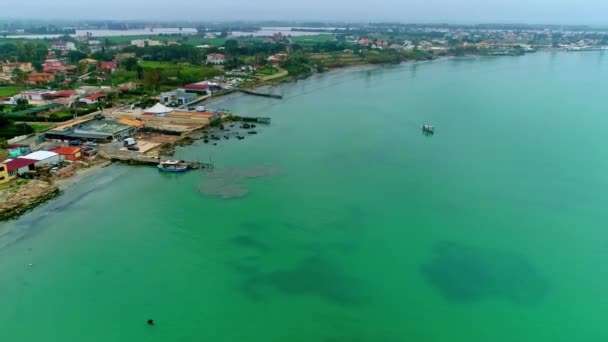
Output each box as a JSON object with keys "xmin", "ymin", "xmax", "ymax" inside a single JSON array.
[
  {"xmin": 235, "ymin": 116, "xmax": 271, "ymax": 124},
  {"xmin": 237, "ymin": 89, "xmax": 283, "ymax": 99},
  {"xmin": 102, "ymin": 153, "xmax": 213, "ymax": 170}
]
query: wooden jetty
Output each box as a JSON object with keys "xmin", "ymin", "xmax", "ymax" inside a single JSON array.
[
  {"xmin": 106, "ymin": 154, "xmax": 213, "ymax": 170},
  {"xmin": 237, "ymin": 89, "xmax": 283, "ymax": 99},
  {"xmin": 240, "ymin": 116, "xmax": 271, "ymax": 124}
]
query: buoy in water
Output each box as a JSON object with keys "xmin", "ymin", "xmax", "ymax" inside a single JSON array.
[{"xmin": 147, "ymin": 319, "xmax": 155, "ymax": 326}]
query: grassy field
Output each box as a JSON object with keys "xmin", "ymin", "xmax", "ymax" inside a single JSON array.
[
  {"xmin": 0, "ymin": 86, "xmax": 22, "ymax": 97},
  {"xmin": 139, "ymin": 61, "xmax": 221, "ymax": 84},
  {"xmin": 257, "ymin": 67, "xmax": 279, "ymax": 75},
  {"xmin": 309, "ymin": 52, "xmax": 365, "ymax": 68},
  {"xmin": 292, "ymin": 34, "xmax": 337, "ymax": 45},
  {"xmin": 102, "ymin": 34, "xmax": 226, "ymax": 47},
  {"xmin": 29, "ymin": 123, "xmax": 54, "ymax": 132},
  {"xmin": 139, "ymin": 61, "xmax": 174, "ymax": 69}
]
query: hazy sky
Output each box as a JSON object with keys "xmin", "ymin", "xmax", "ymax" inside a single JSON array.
[{"xmin": 2, "ymin": 0, "xmax": 608, "ymax": 25}]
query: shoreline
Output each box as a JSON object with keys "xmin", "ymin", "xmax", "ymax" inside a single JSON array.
[
  {"xmin": 0, "ymin": 49, "xmax": 590, "ymax": 222},
  {"xmin": 0, "ymin": 160, "xmax": 113, "ymax": 222}
]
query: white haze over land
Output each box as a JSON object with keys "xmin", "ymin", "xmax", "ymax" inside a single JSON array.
[{"xmin": 1, "ymin": 0, "xmax": 608, "ymax": 25}]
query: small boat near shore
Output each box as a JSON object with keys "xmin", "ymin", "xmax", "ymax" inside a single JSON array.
[{"xmin": 157, "ymin": 160, "xmax": 189, "ymax": 172}]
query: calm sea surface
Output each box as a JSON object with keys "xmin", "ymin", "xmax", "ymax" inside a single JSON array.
[{"xmin": 2, "ymin": 52, "xmax": 608, "ymax": 341}]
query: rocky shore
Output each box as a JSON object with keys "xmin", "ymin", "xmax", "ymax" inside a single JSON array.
[{"xmin": 0, "ymin": 180, "xmax": 60, "ymax": 221}]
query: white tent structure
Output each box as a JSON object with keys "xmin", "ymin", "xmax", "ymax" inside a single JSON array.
[{"xmin": 144, "ymin": 103, "xmax": 174, "ymax": 117}]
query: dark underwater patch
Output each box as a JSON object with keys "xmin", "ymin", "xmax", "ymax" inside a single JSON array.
[
  {"xmin": 228, "ymin": 235, "xmax": 270, "ymax": 253},
  {"xmin": 235, "ymin": 255, "xmax": 368, "ymax": 306},
  {"xmin": 421, "ymin": 241, "xmax": 550, "ymax": 305}
]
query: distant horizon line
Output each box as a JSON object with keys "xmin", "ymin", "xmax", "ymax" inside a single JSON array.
[{"xmin": 0, "ymin": 17, "xmax": 606, "ymax": 28}]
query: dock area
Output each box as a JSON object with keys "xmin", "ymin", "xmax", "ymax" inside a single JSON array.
[
  {"xmin": 101, "ymin": 152, "xmax": 213, "ymax": 170},
  {"xmin": 237, "ymin": 89, "xmax": 283, "ymax": 99}
]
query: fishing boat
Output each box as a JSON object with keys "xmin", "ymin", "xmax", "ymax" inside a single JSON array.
[
  {"xmin": 422, "ymin": 124, "xmax": 435, "ymax": 134},
  {"xmin": 157, "ymin": 160, "xmax": 189, "ymax": 172}
]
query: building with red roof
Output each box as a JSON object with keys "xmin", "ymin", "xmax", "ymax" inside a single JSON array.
[
  {"xmin": 183, "ymin": 82, "xmax": 210, "ymax": 91},
  {"xmin": 43, "ymin": 59, "xmax": 67, "ymax": 73},
  {"xmin": 206, "ymin": 53, "xmax": 226, "ymax": 65},
  {"xmin": 80, "ymin": 93, "xmax": 106, "ymax": 104},
  {"xmin": 100, "ymin": 62, "xmax": 117, "ymax": 73},
  {"xmin": 28, "ymin": 72, "xmax": 55, "ymax": 85},
  {"xmin": 4, "ymin": 158, "xmax": 37, "ymax": 177},
  {"xmin": 51, "ymin": 41, "xmax": 76, "ymax": 51},
  {"xmin": 52, "ymin": 146, "xmax": 83, "ymax": 161}
]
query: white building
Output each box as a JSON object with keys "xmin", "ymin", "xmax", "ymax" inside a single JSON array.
[
  {"xmin": 19, "ymin": 151, "xmax": 60, "ymax": 167},
  {"xmin": 206, "ymin": 53, "xmax": 226, "ymax": 65},
  {"xmin": 19, "ymin": 89, "xmax": 51, "ymax": 102},
  {"xmin": 51, "ymin": 41, "xmax": 77, "ymax": 51},
  {"xmin": 131, "ymin": 39, "xmax": 162, "ymax": 48}
]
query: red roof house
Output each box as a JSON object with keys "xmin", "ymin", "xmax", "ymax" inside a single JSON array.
[
  {"xmin": 183, "ymin": 82, "xmax": 210, "ymax": 91},
  {"xmin": 52, "ymin": 146, "xmax": 83, "ymax": 161},
  {"xmin": 100, "ymin": 61, "xmax": 117, "ymax": 73},
  {"xmin": 43, "ymin": 59, "xmax": 67, "ymax": 73},
  {"xmin": 5, "ymin": 158, "xmax": 37, "ymax": 176}
]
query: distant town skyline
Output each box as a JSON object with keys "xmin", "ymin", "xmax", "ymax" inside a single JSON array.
[{"xmin": 1, "ymin": 0, "xmax": 608, "ymax": 25}]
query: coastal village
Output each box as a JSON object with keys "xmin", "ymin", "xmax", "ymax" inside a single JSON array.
[{"xmin": 2, "ymin": 22, "xmax": 608, "ymax": 219}]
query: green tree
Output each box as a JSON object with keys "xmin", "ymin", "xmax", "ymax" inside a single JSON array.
[
  {"xmin": 121, "ymin": 57, "xmax": 139, "ymax": 71},
  {"xmin": 13, "ymin": 69, "xmax": 29, "ymax": 87},
  {"xmin": 15, "ymin": 98, "xmax": 31, "ymax": 111},
  {"xmin": 224, "ymin": 40, "xmax": 239, "ymax": 55},
  {"xmin": 67, "ymin": 50, "xmax": 88, "ymax": 64},
  {"xmin": 77, "ymin": 62, "xmax": 87, "ymax": 75},
  {"xmin": 143, "ymin": 69, "xmax": 161, "ymax": 90}
]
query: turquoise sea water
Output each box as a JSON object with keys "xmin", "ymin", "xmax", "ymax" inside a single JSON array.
[{"xmin": 2, "ymin": 51, "xmax": 608, "ymax": 341}]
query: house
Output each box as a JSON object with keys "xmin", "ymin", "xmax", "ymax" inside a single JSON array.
[
  {"xmin": 45, "ymin": 90, "xmax": 76, "ymax": 99},
  {"xmin": 0, "ymin": 62, "xmax": 33, "ymax": 74},
  {"xmin": 52, "ymin": 146, "xmax": 82, "ymax": 161},
  {"xmin": 19, "ymin": 151, "xmax": 60, "ymax": 167},
  {"xmin": 51, "ymin": 41, "xmax": 77, "ymax": 51},
  {"xmin": 358, "ymin": 38, "xmax": 372, "ymax": 46},
  {"xmin": 100, "ymin": 61, "xmax": 117, "ymax": 73},
  {"xmin": 160, "ymin": 89, "xmax": 196, "ymax": 106},
  {"xmin": 0, "ymin": 162, "xmax": 9, "ymax": 184},
  {"xmin": 115, "ymin": 53, "xmax": 136, "ymax": 62},
  {"xmin": 43, "ymin": 59, "xmax": 67, "ymax": 73},
  {"xmin": 28, "ymin": 72, "xmax": 55, "ymax": 85},
  {"xmin": 131, "ymin": 39, "xmax": 161, "ymax": 48},
  {"xmin": 7, "ymin": 144, "xmax": 31, "ymax": 158},
  {"xmin": 88, "ymin": 40, "xmax": 102, "ymax": 53},
  {"xmin": 206, "ymin": 53, "xmax": 226, "ymax": 65},
  {"xmin": 0, "ymin": 96, "xmax": 17, "ymax": 105},
  {"xmin": 20, "ymin": 89, "xmax": 53, "ymax": 101},
  {"xmin": 267, "ymin": 53, "xmax": 287, "ymax": 64},
  {"xmin": 79, "ymin": 58, "xmax": 98, "ymax": 65},
  {"xmin": 80, "ymin": 93, "xmax": 106, "ymax": 105},
  {"xmin": 3, "ymin": 158, "xmax": 37, "ymax": 178}
]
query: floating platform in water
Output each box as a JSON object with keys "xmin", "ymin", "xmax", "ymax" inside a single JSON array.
[{"xmin": 423, "ymin": 124, "xmax": 435, "ymax": 134}]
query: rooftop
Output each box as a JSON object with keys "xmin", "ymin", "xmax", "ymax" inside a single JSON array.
[
  {"xmin": 52, "ymin": 146, "xmax": 82, "ymax": 155},
  {"xmin": 20, "ymin": 151, "xmax": 58, "ymax": 161},
  {"xmin": 4, "ymin": 158, "xmax": 37, "ymax": 172}
]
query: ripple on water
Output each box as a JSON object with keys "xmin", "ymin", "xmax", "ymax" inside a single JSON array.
[{"xmin": 421, "ymin": 241, "xmax": 550, "ymax": 305}]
